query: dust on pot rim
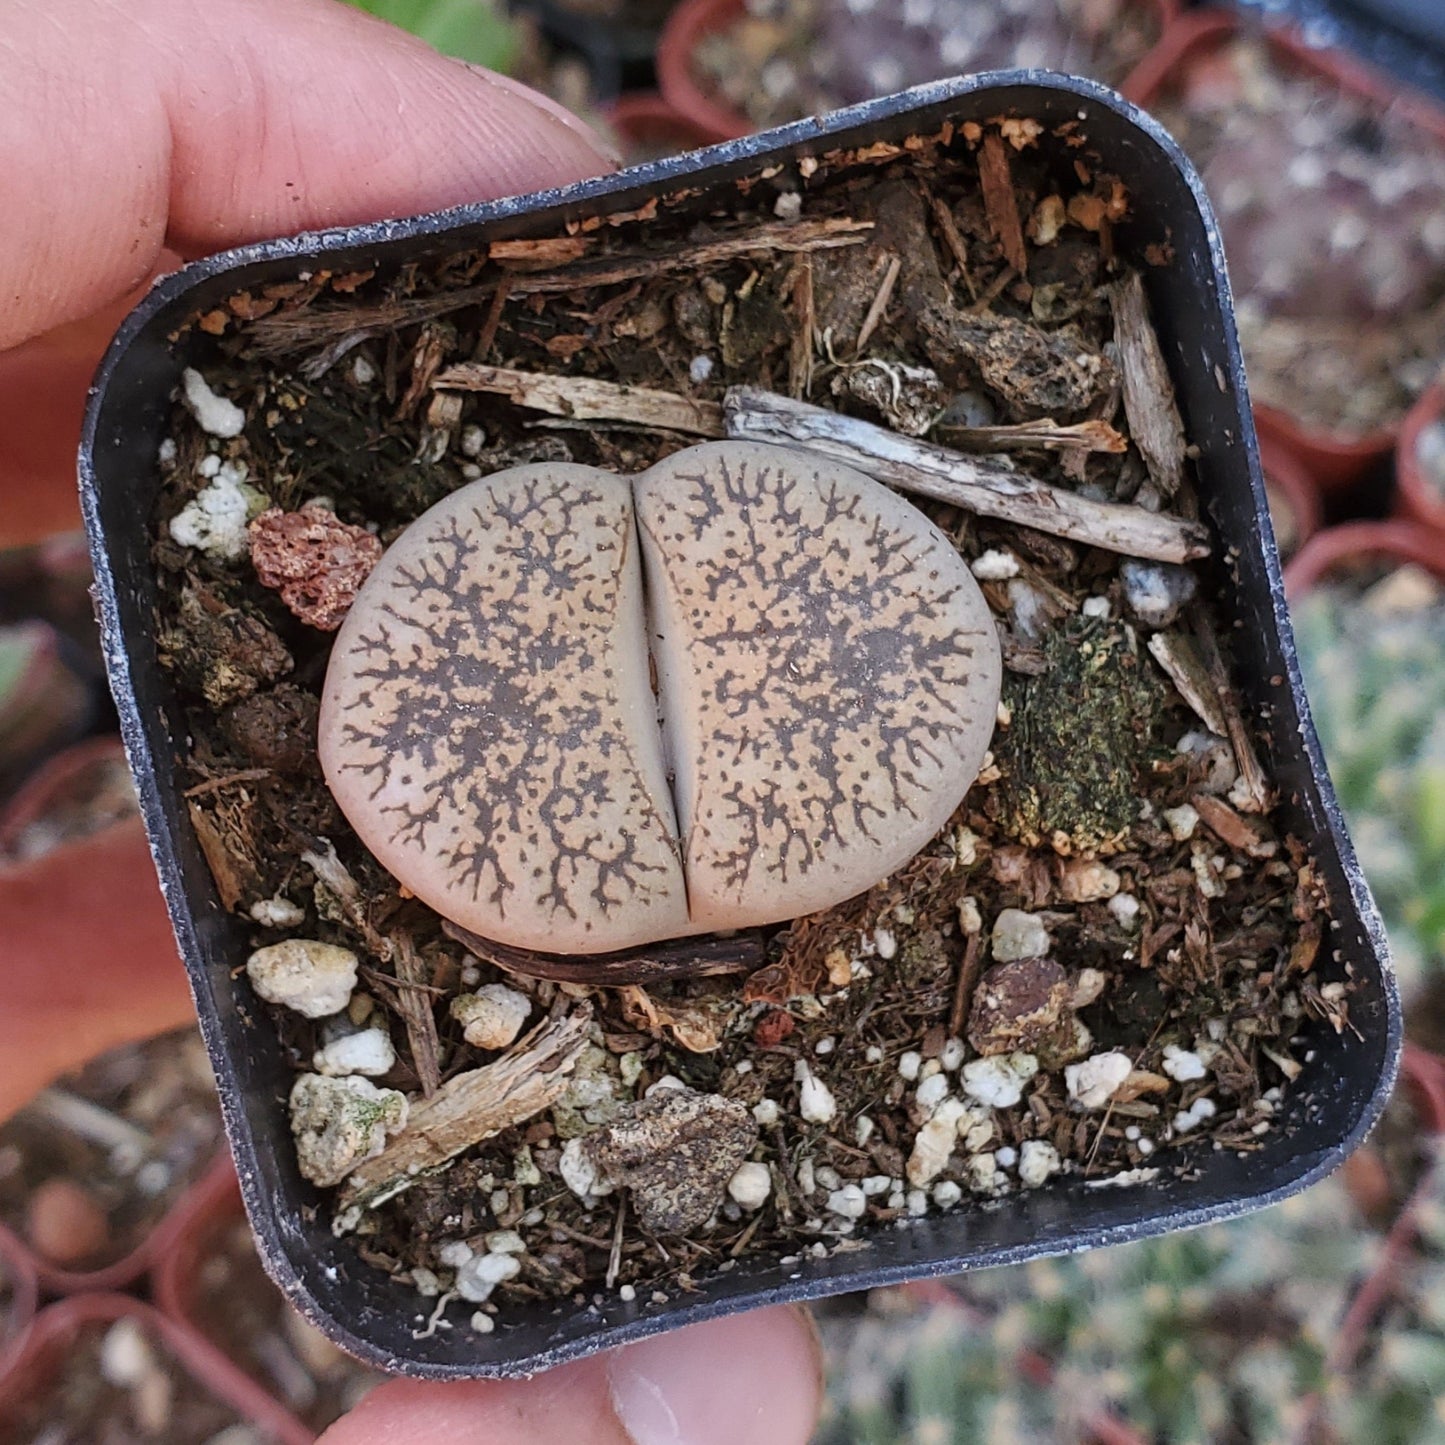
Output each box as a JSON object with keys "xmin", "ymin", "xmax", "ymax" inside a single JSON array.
[{"xmin": 79, "ymin": 73, "xmax": 1400, "ymax": 1376}]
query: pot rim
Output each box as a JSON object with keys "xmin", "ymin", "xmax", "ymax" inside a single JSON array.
[{"xmin": 78, "ymin": 68, "xmax": 1402, "ymax": 1377}]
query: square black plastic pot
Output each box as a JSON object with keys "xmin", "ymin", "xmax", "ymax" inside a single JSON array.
[{"xmin": 80, "ymin": 70, "xmax": 1401, "ymax": 1377}]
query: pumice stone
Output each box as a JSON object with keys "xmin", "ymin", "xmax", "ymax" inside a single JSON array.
[{"xmin": 319, "ymin": 440, "xmax": 1002, "ymax": 954}]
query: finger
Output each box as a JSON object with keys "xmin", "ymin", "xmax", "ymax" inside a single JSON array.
[
  {"xmin": 2, "ymin": 0, "xmax": 618, "ymax": 351},
  {"xmin": 317, "ymin": 1306, "xmax": 824, "ymax": 1445}
]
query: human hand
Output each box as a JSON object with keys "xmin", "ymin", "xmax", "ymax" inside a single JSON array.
[{"xmin": 1, "ymin": 3, "xmax": 825, "ymax": 1438}]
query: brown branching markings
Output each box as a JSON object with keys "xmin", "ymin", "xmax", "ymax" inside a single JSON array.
[
  {"xmin": 638, "ymin": 449, "xmax": 993, "ymax": 903},
  {"xmin": 331, "ymin": 472, "xmax": 680, "ymax": 935},
  {"xmin": 323, "ymin": 444, "xmax": 1001, "ymax": 951}
]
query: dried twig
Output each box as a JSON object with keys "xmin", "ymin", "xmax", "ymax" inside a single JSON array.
[
  {"xmin": 248, "ymin": 220, "xmax": 873, "ymax": 357},
  {"xmin": 334, "ymin": 1006, "xmax": 592, "ymax": 1230},
  {"xmin": 434, "ymin": 363, "xmax": 724, "ymax": 436},
  {"xmin": 934, "ymin": 418, "xmax": 1128, "ymax": 454},
  {"xmin": 1110, "ymin": 272, "xmax": 1187, "ymax": 498},
  {"xmin": 1193, "ymin": 618, "xmax": 1272, "ymax": 813},
  {"xmin": 1146, "ymin": 631, "xmax": 1229, "ymax": 738},
  {"xmin": 442, "ymin": 920, "xmax": 764, "ymax": 985},
  {"xmin": 788, "ymin": 255, "xmax": 815, "ymax": 399},
  {"xmin": 723, "ymin": 388, "xmax": 1211, "ymax": 564},
  {"xmin": 930, "ymin": 195, "xmax": 977, "ymax": 299},
  {"xmin": 978, "ymin": 132, "xmax": 1028, "ymax": 275},
  {"xmin": 854, "ymin": 253, "xmax": 901, "ymax": 354},
  {"xmin": 947, "ymin": 931, "xmax": 984, "ymax": 1040}
]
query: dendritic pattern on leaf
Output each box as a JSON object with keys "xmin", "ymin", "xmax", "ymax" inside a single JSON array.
[
  {"xmin": 320, "ymin": 465, "xmax": 687, "ymax": 954},
  {"xmin": 319, "ymin": 443, "xmax": 1002, "ymax": 954},
  {"xmin": 636, "ymin": 441, "xmax": 1001, "ymax": 931}
]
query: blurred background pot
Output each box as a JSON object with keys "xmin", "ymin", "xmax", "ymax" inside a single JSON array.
[
  {"xmin": 0, "ymin": 1292, "xmax": 310, "ymax": 1443},
  {"xmin": 1130, "ymin": 9, "xmax": 1445, "ymax": 494}
]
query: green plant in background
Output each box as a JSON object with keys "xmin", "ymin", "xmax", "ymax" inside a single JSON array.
[
  {"xmin": 1292, "ymin": 578, "xmax": 1445, "ymax": 998},
  {"xmin": 345, "ymin": 0, "xmax": 520, "ymax": 70}
]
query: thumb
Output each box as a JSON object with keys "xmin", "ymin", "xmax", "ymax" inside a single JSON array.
[
  {"xmin": 317, "ymin": 1307, "xmax": 825, "ymax": 1445},
  {"xmin": 2, "ymin": 0, "xmax": 619, "ymax": 351}
]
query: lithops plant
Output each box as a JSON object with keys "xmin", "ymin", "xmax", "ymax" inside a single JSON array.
[{"xmin": 319, "ymin": 440, "xmax": 1002, "ymax": 955}]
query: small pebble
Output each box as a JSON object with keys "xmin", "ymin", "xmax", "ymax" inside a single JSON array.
[
  {"xmin": 855, "ymin": 1115, "xmax": 876, "ymax": 1146},
  {"xmin": 1064, "ymin": 1051, "xmax": 1133, "ymax": 1109},
  {"xmin": 247, "ymin": 939, "xmax": 358, "ymax": 1018},
  {"xmin": 773, "ymin": 191, "xmax": 803, "ymax": 220},
  {"xmin": 689, "ymin": 354, "xmax": 714, "ymax": 383},
  {"xmin": 1018, "ymin": 1139, "xmax": 1061, "ymax": 1187},
  {"xmin": 970, "ymin": 549, "xmax": 1020, "ymax": 581},
  {"xmin": 752, "ymin": 1098, "xmax": 781, "ymax": 1127},
  {"xmin": 180, "ymin": 367, "xmax": 246, "ymax": 438},
  {"xmin": 994, "ymin": 1145, "xmax": 1017, "ymax": 1169},
  {"xmin": 1163, "ymin": 804, "xmax": 1200, "ymax": 841},
  {"xmin": 436, "ymin": 1240, "xmax": 473, "ymax": 1268},
  {"xmin": 898, "ymin": 1051, "xmax": 923, "ymax": 1082},
  {"xmin": 827, "ymin": 1185, "xmax": 867, "ymax": 1220},
  {"xmin": 939, "ymin": 1037, "xmax": 967, "ymax": 1072},
  {"xmin": 312, "ymin": 1027, "xmax": 395, "ymax": 1078},
  {"xmin": 931, "ymin": 1180, "xmax": 963, "ymax": 1208},
  {"xmin": 470, "ymin": 1311, "xmax": 495, "ymax": 1334},
  {"xmin": 1174, "ymin": 1097, "xmax": 1218, "ymax": 1134},
  {"xmin": 1081, "ymin": 594, "xmax": 1112, "ymax": 619},
  {"xmin": 728, "ymin": 1161, "xmax": 773, "ymax": 1209},
  {"xmin": 619, "ymin": 1284, "xmax": 637, "ymax": 1303},
  {"xmin": 798, "ymin": 1069, "xmax": 837, "ymax": 1124},
  {"xmin": 906, "ymin": 1190, "xmax": 929, "ymax": 1217},
  {"xmin": 450, "ymin": 984, "xmax": 531, "ymax": 1051},
  {"xmin": 1120, "ymin": 559, "xmax": 1198, "ymax": 628},
  {"xmin": 1162, "ymin": 1044, "xmax": 1208, "ymax": 1083},
  {"xmin": 455, "ymin": 1251, "xmax": 520, "ymax": 1304},
  {"xmin": 814, "ymin": 1036, "xmax": 836, "ymax": 1056},
  {"xmin": 249, "ymin": 895, "xmax": 305, "ymax": 928},
  {"xmin": 1108, "ymin": 892, "xmax": 1141, "ymax": 929},
  {"xmin": 873, "ymin": 927, "xmax": 898, "ymax": 960},
  {"xmin": 991, "ymin": 908, "xmax": 1051, "ymax": 962},
  {"xmin": 916, "ymin": 1074, "xmax": 951, "ymax": 1110},
  {"xmin": 960, "ymin": 1052, "xmax": 1038, "ymax": 1109}
]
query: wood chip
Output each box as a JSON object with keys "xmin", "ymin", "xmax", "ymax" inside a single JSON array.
[
  {"xmin": 931, "ymin": 195, "xmax": 978, "ymax": 299},
  {"xmin": 1110, "ymin": 272, "xmax": 1187, "ymax": 498},
  {"xmin": 391, "ymin": 931, "xmax": 442, "ymax": 1097},
  {"xmin": 724, "ymin": 388, "xmax": 1211, "ymax": 564},
  {"xmin": 935, "ymin": 418, "xmax": 1128, "ymax": 454},
  {"xmin": 334, "ymin": 1006, "xmax": 592, "ymax": 1229},
  {"xmin": 1147, "ymin": 631, "xmax": 1229, "ymax": 737},
  {"xmin": 979, "ymin": 131, "xmax": 1029, "ymax": 276},
  {"xmin": 434, "ymin": 363, "xmax": 725, "ymax": 436},
  {"xmin": 1190, "ymin": 795, "xmax": 1276, "ymax": 858},
  {"xmin": 854, "ymin": 252, "xmax": 901, "ymax": 354},
  {"xmin": 489, "ymin": 236, "xmax": 593, "ymax": 269},
  {"xmin": 1194, "ymin": 618, "xmax": 1272, "ymax": 813}
]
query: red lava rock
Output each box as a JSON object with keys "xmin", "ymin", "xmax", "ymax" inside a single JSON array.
[
  {"xmin": 753, "ymin": 1009, "xmax": 795, "ymax": 1048},
  {"xmin": 249, "ymin": 506, "xmax": 383, "ymax": 631},
  {"xmin": 26, "ymin": 1177, "xmax": 110, "ymax": 1266}
]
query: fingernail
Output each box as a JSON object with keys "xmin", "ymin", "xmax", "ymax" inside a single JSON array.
[
  {"xmin": 606, "ymin": 1307, "xmax": 823, "ymax": 1445},
  {"xmin": 455, "ymin": 63, "xmax": 622, "ymax": 168}
]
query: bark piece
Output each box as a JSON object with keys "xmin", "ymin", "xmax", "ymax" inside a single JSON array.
[{"xmin": 584, "ymin": 1088, "xmax": 758, "ymax": 1234}]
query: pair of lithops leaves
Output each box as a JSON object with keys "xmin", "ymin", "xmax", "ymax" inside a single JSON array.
[{"xmin": 319, "ymin": 441, "xmax": 1002, "ymax": 955}]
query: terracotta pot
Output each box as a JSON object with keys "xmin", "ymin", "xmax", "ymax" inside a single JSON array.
[
  {"xmin": 0, "ymin": 1291, "xmax": 312, "ymax": 1443},
  {"xmin": 605, "ymin": 92, "xmax": 721, "ymax": 161},
  {"xmin": 0, "ymin": 737, "xmax": 194, "ymax": 1126},
  {"xmin": 0, "ymin": 1225, "xmax": 39, "ymax": 1378},
  {"xmin": 1128, "ymin": 9, "xmax": 1445, "ymax": 493},
  {"xmin": 153, "ymin": 1157, "xmax": 374, "ymax": 1440},
  {"xmin": 1283, "ymin": 519, "xmax": 1445, "ymax": 600},
  {"xmin": 1395, "ymin": 382, "xmax": 1445, "ymax": 542},
  {"xmin": 1258, "ymin": 426, "xmax": 1322, "ymax": 562},
  {"xmin": 658, "ymin": 0, "xmax": 1180, "ymax": 143}
]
